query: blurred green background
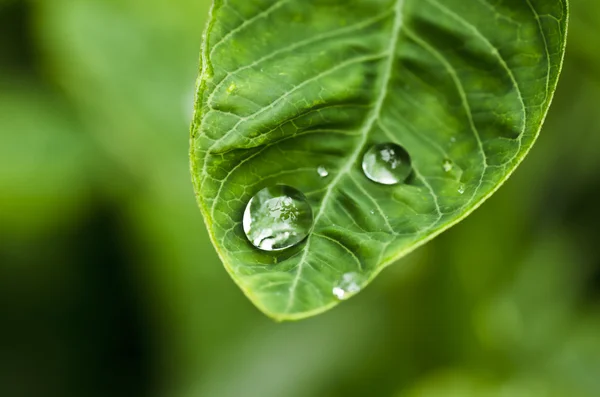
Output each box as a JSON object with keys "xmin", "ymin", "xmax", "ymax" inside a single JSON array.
[{"xmin": 1, "ymin": 0, "xmax": 599, "ymax": 396}]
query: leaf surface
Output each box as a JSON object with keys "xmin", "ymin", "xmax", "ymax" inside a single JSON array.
[{"xmin": 190, "ymin": 0, "xmax": 568, "ymax": 320}]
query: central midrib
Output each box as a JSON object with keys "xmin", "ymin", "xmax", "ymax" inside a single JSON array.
[{"xmin": 284, "ymin": 0, "xmax": 406, "ymax": 313}]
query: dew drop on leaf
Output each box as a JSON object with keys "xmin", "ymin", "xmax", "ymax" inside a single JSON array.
[
  {"xmin": 226, "ymin": 82, "xmax": 236, "ymax": 94},
  {"xmin": 442, "ymin": 159, "xmax": 453, "ymax": 173},
  {"xmin": 317, "ymin": 166, "xmax": 329, "ymax": 178},
  {"xmin": 332, "ymin": 272, "xmax": 364, "ymax": 300},
  {"xmin": 458, "ymin": 184, "xmax": 466, "ymax": 195},
  {"xmin": 362, "ymin": 143, "xmax": 411, "ymax": 185},
  {"xmin": 243, "ymin": 185, "xmax": 313, "ymax": 252}
]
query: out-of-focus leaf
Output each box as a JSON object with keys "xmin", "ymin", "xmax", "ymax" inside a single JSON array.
[
  {"xmin": 36, "ymin": 0, "xmax": 207, "ymax": 187},
  {"xmin": 0, "ymin": 81, "xmax": 91, "ymax": 235},
  {"xmin": 397, "ymin": 371, "xmax": 578, "ymax": 397},
  {"xmin": 191, "ymin": 0, "xmax": 568, "ymax": 320}
]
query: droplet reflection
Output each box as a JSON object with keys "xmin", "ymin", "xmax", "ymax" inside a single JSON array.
[{"xmin": 332, "ymin": 272, "xmax": 364, "ymax": 300}]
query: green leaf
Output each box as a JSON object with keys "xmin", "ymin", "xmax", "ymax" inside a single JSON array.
[{"xmin": 190, "ymin": 0, "xmax": 568, "ymax": 321}]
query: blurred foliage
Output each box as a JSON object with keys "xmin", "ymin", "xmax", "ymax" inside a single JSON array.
[{"xmin": 0, "ymin": 0, "xmax": 599, "ymax": 396}]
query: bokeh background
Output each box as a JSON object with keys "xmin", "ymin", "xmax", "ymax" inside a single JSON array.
[{"xmin": 1, "ymin": 0, "xmax": 599, "ymax": 396}]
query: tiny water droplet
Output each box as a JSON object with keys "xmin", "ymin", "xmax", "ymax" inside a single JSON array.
[
  {"xmin": 458, "ymin": 184, "xmax": 466, "ymax": 195},
  {"xmin": 450, "ymin": 137, "xmax": 457, "ymax": 143},
  {"xmin": 317, "ymin": 166, "xmax": 329, "ymax": 178},
  {"xmin": 332, "ymin": 272, "xmax": 364, "ymax": 300},
  {"xmin": 243, "ymin": 185, "xmax": 313, "ymax": 251},
  {"xmin": 362, "ymin": 142, "xmax": 412, "ymax": 185},
  {"xmin": 370, "ymin": 210, "xmax": 375, "ymax": 215},
  {"xmin": 442, "ymin": 159, "xmax": 453, "ymax": 173},
  {"xmin": 226, "ymin": 82, "xmax": 237, "ymax": 94}
]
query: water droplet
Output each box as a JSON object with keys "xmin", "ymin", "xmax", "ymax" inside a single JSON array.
[
  {"xmin": 458, "ymin": 184, "xmax": 466, "ymax": 195},
  {"xmin": 317, "ymin": 166, "xmax": 329, "ymax": 178},
  {"xmin": 362, "ymin": 143, "xmax": 412, "ymax": 185},
  {"xmin": 243, "ymin": 185, "xmax": 313, "ymax": 251},
  {"xmin": 370, "ymin": 210, "xmax": 375, "ymax": 215},
  {"xmin": 332, "ymin": 272, "xmax": 364, "ymax": 300},
  {"xmin": 450, "ymin": 137, "xmax": 457, "ymax": 144},
  {"xmin": 226, "ymin": 82, "xmax": 237, "ymax": 94},
  {"xmin": 442, "ymin": 159, "xmax": 453, "ymax": 173}
]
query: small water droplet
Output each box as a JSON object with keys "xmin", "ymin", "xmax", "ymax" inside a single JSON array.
[
  {"xmin": 450, "ymin": 137, "xmax": 457, "ymax": 143},
  {"xmin": 317, "ymin": 166, "xmax": 329, "ymax": 178},
  {"xmin": 332, "ymin": 272, "xmax": 364, "ymax": 300},
  {"xmin": 458, "ymin": 184, "xmax": 466, "ymax": 195},
  {"xmin": 227, "ymin": 82, "xmax": 237, "ymax": 94},
  {"xmin": 362, "ymin": 142, "xmax": 412, "ymax": 185},
  {"xmin": 370, "ymin": 210, "xmax": 375, "ymax": 215},
  {"xmin": 243, "ymin": 185, "xmax": 313, "ymax": 251},
  {"xmin": 442, "ymin": 159, "xmax": 453, "ymax": 173}
]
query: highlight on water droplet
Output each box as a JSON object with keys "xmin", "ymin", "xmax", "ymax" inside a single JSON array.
[
  {"xmin": 458, "ymin": 184, "xmax": 466, "ymax": 195},
  {"xmin": 243, "ymin": 185, "xmax": 313, "ymax": 252},
  {"xmin": 317, "ymin": 166, "xmax": 329, "ymax": 178},
  {"xmin": 442, "ymin": 159, "xmax": 453, "ymax": 173},
  {"xmin": 362, "ymin": 142, "xmax": 412, "ymax": 185},
  {"xmin": 332, "ymin": 272, "xmax": 364, "ymax": 300}
]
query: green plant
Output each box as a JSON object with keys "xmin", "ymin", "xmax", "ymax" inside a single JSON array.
[{"xmin": 190, "ymin": 0, "xmax": 568, "ymax": 321}]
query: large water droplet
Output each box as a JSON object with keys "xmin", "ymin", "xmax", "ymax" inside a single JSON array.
[
  {"xmin": 332, "ymin": 272, "xmax": 364, "ymax": 300},
  {"xmin": 317, "ymin": 166, "xmax": 329, "ymax": 178},
  {"xmin": 362, "ymin": 143, "xmax": 411, "ymax": 185},
  {"xmin": 243, "ymin": 185, "xmax": 313, "ymax": 251}
]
